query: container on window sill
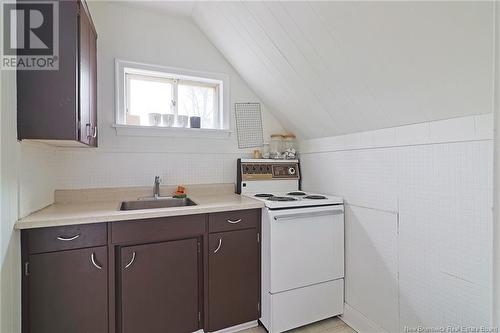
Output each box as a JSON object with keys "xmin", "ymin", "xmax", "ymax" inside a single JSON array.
[
  {"xmin": 126, "ymin": 114, "xmax": 141, "ymax": 126},
  {"xmin": 162, "ymin": 114, "xmax": 175, "ymax": 127},
  {"xmin": 177, "ymin": 115, "xmax": 189, "ymax": 128},
  {"xmin": 148, "ymin": 113, "xmax": 162, "ymax": 126},
  {"xmin": 190, "ymin": 116, "xmax": 201, "ymax": 128}
]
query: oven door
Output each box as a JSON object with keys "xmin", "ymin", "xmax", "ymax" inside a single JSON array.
[{"xmin": 268, "ymin": 205, "xmax": 344, "ymax": 294}]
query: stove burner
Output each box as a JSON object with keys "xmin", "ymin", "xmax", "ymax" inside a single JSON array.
[
  {"xmin": 255, "ymin": 193, "xmax": 274, "ymax": 198},
  {"xmin": 267, "ymin": 196, "xmax": 297, "ymax": 202},
  {"xmin": 304, "ymin": 195, "xmax": 327, "ymax": 200},
  {"xmin": 287, "ymin": 191, "xmax": 307, "ymax": 196}
]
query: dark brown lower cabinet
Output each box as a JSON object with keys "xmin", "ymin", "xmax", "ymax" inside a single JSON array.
[
  {"xmin": 27, "ymin": 246, "xmax": 108, "ymax": 333},
  {"xmin": 22, "ymin": 210, "xmax": 261, "ymax": 333},
  {"xmin": 208, "ymin": 229, "xmax": 260, "ymax": 331},
  {"xmin": 118, "ymin": 238, "xmax": 201, "ymax": 333}
]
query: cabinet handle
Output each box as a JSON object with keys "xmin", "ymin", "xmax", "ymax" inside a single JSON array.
[
  {"xmin": 86, "ymin": 123, "xmax": 91, "ymax": 138},
  {"xmin": 92, "ymin": 125, "xmax": 97, "ymax": 138},
  {"xmin": 56, "ymin": 234, "xmax": 80, "ymax": 241},
  {"xmin": 214, "ymin": 238, "xmax": 222, "ymax": 254},
  {"xmin": 125, "ymin": 251, "xmax": 136, "ymax": 269},
  {"xmin": 227, "ymin": 219, "xmax": 242, "ymax": 224},
  {"xmin": 91, "ymin": 253, "xmax": 102, "ymax": 270}
]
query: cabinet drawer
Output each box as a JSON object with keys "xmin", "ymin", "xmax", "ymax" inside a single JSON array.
[
  {"xmin": 209, "ymin": 209, "xmax": 260, "ymax": 233},
  {"xmin": 111, "ymin": 214, "xmax": 206, "ymax": 244},
  {"xmin": 26, "ymin": 223, "xmax": 107, "ymax": 254}
]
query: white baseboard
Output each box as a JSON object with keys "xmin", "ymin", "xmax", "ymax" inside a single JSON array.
[
  {"xmin": 194, "ymin": 320, "xmax": 259, "ymax": 333},
  {"xmin": 340, "ymin": 303, "xmax": 387, "ymax": 333}
]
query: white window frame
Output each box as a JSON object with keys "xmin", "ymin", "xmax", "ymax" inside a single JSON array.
[{"xmin": 115, "ymin": 59, "xmax": 231, "ymax": 138}]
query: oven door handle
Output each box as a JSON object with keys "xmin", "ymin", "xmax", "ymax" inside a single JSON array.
[{"xmin": 273, "ymin": 209, "xmax": 343, "ymax": 221}]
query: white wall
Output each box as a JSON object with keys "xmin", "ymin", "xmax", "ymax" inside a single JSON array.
[
  {"xmin": 0, "ymin": 61, "xmax": 57, "ymax": 333},
  {"xmin": 492, "ymin": 1, "xmax": 500, "ymax": 327},
  {"xmin": 1, "ymin": 66, "xmax": 22, "ymax": 333},
  {"xmin": 300, "ymin": 114, "xmax": 493, "ymax": 332},
  {"xmin": 51, "ymin": 1, "xmax": 284, "ymax": 190},
  {"xmin": 19, "ymin": 143, "xmax": 57, "ymax": 217},
  {"xmin": 1, "ymin": 62, "xmax": 58, "ymax": 333}
]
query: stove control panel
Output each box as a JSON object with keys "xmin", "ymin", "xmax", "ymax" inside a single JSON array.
[{"xmin": 240, "ymin": 161, "xmax": 300, "ymax": 180}]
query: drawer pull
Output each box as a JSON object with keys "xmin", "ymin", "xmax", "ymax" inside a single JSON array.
[
  {"xmin": 214, "ymin": 238, "xmax": 222, "ymax": 254},
  {"xmin": 56, "ymin": 234, "xmax": 80, "ymax": 241},
  {"xmin": 91, "ymin": 253, "xmax": 102, "ymax": 270},
  {"xmin": 227, "ymin": 219, "xmax": 242, "ymax": 224},
  {"xmin": 125, "ymin": 251, "xmax": 136, "ymax": 269}
]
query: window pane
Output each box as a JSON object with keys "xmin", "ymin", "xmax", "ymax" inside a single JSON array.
[
  {"xmin": 178, "ymin": 83, "xmax": 217, "ymax": 129},
  {"xmin": 128, "ymin": 76, "xmax": 172, "ymax": 126}
]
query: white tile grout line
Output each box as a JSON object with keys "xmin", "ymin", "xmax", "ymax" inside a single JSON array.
[{"xmin": 300, "ymin": 138, "xmax": 493, "ymax": 155}]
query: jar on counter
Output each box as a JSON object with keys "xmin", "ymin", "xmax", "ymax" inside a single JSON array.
[
  {"xmin": 283, "ymin": 133, "xmax": 296, "ymax": 151},
  {"xmin": 262, "ymin": 143, "xmax": 270, "ymax": 159},
  {"xmin": 283, "ymin": 133, "xmax": 297, "ymax": 159},
  {"xmin": 270, "ymin": 134, "xmax": 283, "ymax": 159}
]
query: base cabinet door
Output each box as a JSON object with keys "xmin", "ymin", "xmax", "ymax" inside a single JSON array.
[
  {"xmin": 119, "ymin": 238, "xmax": 200, "ymax": 333},
  {"xmin": 27, "ymin": 246, "xmax": 108, "ymax": 333},
  {"xmin": 208, "ymin": 229, "xmax": 260, "ymax": 331}
]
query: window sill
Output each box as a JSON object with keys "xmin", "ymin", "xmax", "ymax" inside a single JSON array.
[{"xmin": 112, "ymin": 124, "xmax": 233, "ymax": 139}]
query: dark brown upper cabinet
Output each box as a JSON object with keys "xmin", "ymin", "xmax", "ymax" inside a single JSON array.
[
  {"xmin": 17, "ymin": 0, "xmax": 98, "ymax": 147},
  {"xmin": 118, "ymin": 239, "xmax": 202, "ymax": 333},
  {"xmin": 208, "ymin": 228, "xmax": 261, "ymax": 332},
  {"xmin": 26, "ymin": 246, "xmax": 108, "ymax": 333}
]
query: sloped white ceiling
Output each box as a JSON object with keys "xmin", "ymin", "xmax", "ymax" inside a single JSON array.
[{"xmin": 189, "ymin": 1, "xmax": 494, "ymax": 139}]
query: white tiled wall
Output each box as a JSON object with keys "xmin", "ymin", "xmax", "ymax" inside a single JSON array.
[
  {"xmin": 345, "ymin": 205, "xmax": 399, "ymax": 333},
  {"xmin": 19, "ymin": 142, "xmax": 57, "ymax": 217},
  {"xmin": 300, "ymin": 114, "xmax": 493, "ymax": 332},
  {"xmin": 300, "ymin": 114, "xmax": 493, "ymax": 153},
  {"xmin": 397, "ymin": 141, "xmax": 493, "ymax": 329},
  {"xmin": 54, "ymin": 151, "xmax": 246, "ymax": 189}
]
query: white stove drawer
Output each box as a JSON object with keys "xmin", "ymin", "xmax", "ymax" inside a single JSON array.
[
  {"xmin": 268, "ymin": 205, "xmax": 344, "ymax": 293},
  {"xmin": 269, "ymin": 278, "xmax": 344, "ymax": 333}
]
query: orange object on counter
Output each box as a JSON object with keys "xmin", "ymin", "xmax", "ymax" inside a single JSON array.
[{"xmin": 175, "ymin": 186, "xmax": 186, "ymax": 196}]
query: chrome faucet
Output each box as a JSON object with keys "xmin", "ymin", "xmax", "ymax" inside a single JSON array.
[{"xmin": 153, "ymin": 176, "xmax": 161, "ymax": 199}]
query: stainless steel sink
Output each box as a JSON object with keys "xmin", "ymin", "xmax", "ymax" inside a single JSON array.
[{"xmin": 120, "ymin": 197, "xmax": 197, "ymax": 211}]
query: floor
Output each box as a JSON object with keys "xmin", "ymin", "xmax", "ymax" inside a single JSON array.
[{"xmin": 240, "ymin": 317, "xmax": 357, "ymax": 333}]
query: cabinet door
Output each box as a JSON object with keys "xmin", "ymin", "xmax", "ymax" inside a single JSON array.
[
  {"xmin": 89, "ymin": 24, "xmax": 98, "ymax": 147},
  {"xmin": 27, "ymin": 246, "xmax": 108, "ymax": 333},
  {"xmin": 208, "ymin": 229, "xmax": 260, "ymax": 331},
  {"xmin": 17, "ymin": 1, "xmax": 79, "ymax": 141},
  {"xmin": 119, "ymin": 238, "xmax": 200, "ymax": 333},
  {"xmin": 78, "ymin": 2, "xmax": 90, "ymax": 145}
]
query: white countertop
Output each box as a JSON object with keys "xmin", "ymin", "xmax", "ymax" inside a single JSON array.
[{"xmin": 15, "ymin": 184, "xmax": 264, "ymax": 230}]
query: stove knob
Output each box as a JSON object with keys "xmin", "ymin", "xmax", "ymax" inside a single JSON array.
[{"xmin": 288, "ymin": 167, "xmax": 296, "ymax": 175}]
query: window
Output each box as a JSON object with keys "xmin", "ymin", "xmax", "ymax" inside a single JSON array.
[
  {"xmin": 115, "ymin": 60, "xmax": 229, "ymax": 136},
  {"xmin": 127, "ymin": 74, "xmax": 173, "ymax": 125}
]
